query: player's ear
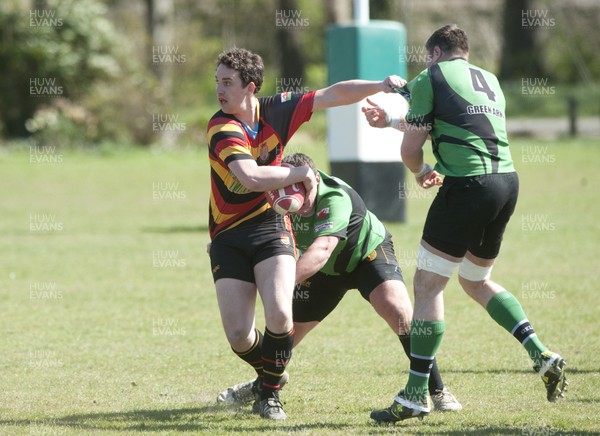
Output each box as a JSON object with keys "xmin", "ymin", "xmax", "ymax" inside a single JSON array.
[
  {"xmin": 430, "ymin": 46, "xmax": 442, "ymax": 63},
  {"xmin": 315, "ymin": 172, "xmax": 320, "ymax": 183},
  {"xmin": 247, "ymin": 81, "xmax": 256, "ymax": 94}
]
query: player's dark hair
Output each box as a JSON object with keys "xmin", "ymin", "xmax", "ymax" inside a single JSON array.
[
  {"xmin": 425, "ymin": 24, "xmax": 469, "ymax": 56},
  {"xmin": 282, "ymin": 153, "xmax": 317, "ymax": 176},
  {"xmin": 216, "ymin": 48, "xmax": 264, "ymax": 94}
]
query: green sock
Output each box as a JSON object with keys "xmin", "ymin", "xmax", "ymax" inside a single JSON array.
[
  {"xmin": 486, "ymin": 291, "xmax": 547, "ymax": 366},
  {"xmin": 404, "ymin": 320, "xmax": 445, "ymax": 401}
]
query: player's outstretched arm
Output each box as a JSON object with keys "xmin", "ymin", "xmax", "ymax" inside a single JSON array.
[{"xmin": 312, "ymin": 75, "xmax": 406, "ymax": 111}]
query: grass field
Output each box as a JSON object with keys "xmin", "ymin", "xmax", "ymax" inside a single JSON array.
[{"xmin": 1, "ymin": 138, "xmax": 599, "ymax": 435}]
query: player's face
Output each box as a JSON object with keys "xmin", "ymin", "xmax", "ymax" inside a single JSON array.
[{"xmin": 215, "ymin": 64, "xmax": 253, "ymax": 114}]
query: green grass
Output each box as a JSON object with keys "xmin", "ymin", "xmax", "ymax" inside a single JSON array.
[
  {"xmin": 1, "ymin": 138, "xmax": 599, "ymax": 435},
  {"xmin": 502, "ymin": 81, "xmax": 600, "ymax": 118}
]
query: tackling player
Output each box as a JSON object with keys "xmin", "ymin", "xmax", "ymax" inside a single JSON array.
[
  {"xmin": 362, "ymin": 25, "xmax": 567, "ymax": 423},
  {"xmin": 217, "ymin": 152, "xmax": 462, "ymax": 413},
  {"xmin": 208, "ymin": 47, "xmax": 405, "ymax": 420}
]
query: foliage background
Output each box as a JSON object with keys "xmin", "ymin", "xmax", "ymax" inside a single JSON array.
[{"xmin": 1, "ymin": 0, "xmax": 599, "ymax": 148}]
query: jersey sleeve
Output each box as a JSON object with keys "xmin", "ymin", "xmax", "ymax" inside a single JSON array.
[
  {"xmin": 312, "ymin": 190, "xmax": 351, "ymax": 240},
  {"xmin": 405, "ymin": 69, "xmax": 434, "ymax": 128},
  {"xmin": 260, "ymin": 91, "xmax": 315, "ymax": 146},
  {"xmin": 207, "ymin": 116, "xmax": 253, "ymax": 165}
]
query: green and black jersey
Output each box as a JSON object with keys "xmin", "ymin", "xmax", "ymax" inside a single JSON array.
[
  {"xmin": 406, "ymin": 58, "xmax": 515, "ymax": 177},
  {"xmin": 289, "ymin": 171, "xmax": 386, "ymax": 276}
]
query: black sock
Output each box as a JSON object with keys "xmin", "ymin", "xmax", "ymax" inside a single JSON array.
[
  {"xmin": 232, "ymin": 328, "xmax": 263, "ymax": 377},
  {"xmin": 398, "ymin": 334, "xmax": 444, "ymax": 394},
  {"xmin": 261, "ymin": 327, "xmax": 294, "ymax": 399}
]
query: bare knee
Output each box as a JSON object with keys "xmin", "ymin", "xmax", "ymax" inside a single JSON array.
[
  {"xmin": 458, "ymin": 255, "xmax": 497, "ymax": 305},
  {"xmin": 370, "ymin": 282, "xmax": 413, "ymax": 335},
  {"xmin": 225, "ymin": 328, "xmax": 254, "ymax": 352},
  {"xmin": 414, "ymin": 269, "xmax": 447, "ymax": 297},
  {"xmin": 264, "ymin": 309, "xmax": 293, "ymax": 334},
  {"xmin": 459, "ymin": 275, "xmax": 496, "ymax": 308},
  {"xmin": 459, "ymin": 275, "xmax": 483, "ymax": 295}
]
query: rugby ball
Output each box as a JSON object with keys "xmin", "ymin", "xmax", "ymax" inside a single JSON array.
[{"xmin": 266, "ymin": 183, "xmax": 306, "ymax": 215}]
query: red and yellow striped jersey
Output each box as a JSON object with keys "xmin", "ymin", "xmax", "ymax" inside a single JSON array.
[{"xmin": 207, "ymin": 91, "xmax": 315, "ymax": 239}]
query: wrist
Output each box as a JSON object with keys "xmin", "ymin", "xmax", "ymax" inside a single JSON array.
[
  {"xmin": 412, "ymin": 162, "xmax": 433, "ymax": 178},
  {"xmin": 388, "ymin": 116, "xmax": 401, "ymax": 130},
  {"xmin": 383, "ymin": 105, "xmax": 403, "ymax": 130}
]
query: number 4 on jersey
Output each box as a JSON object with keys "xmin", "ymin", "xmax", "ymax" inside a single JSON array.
[{"xmin": 469, "ymin": 68, "xmax": 496, "ymax": 102}]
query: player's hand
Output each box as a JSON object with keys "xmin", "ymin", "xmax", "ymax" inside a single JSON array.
[
  {"xmin": 361, "ymin": 98, "xmax": 389, "ymax": 129},
  {"xmin": 416, "ymin": 170, "xmax": 443, "ymax": 189},
  {"xmin": 298, "ymin": 167, "xmax": 317, "ymax": 215},
  {"xmin": 381, "ymin": 75, "xmax": 407, "ymax": 93}
]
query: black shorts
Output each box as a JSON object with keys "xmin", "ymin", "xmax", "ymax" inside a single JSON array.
[
  {"xmin": 423, "ymin": 172, "xmax": 519, "ymax": 259},
  {"xmin": 293, "ymin": 232, "xmax": 404, "ymax": 323},
  {"xmin": 209, "ymin": 210, "xmax": 295, "ymax": 283}
]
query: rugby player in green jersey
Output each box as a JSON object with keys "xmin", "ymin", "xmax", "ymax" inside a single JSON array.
[
  {"xmin": 363, "ymin": 25, "xmax": 567, "ymax": 423},
  {"xmin": 217, "ymin": 152, "xmax": 462, "ymax": 412}
]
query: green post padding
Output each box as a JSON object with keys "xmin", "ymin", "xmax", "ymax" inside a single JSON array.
[
  {"xmin": 327, "ymin": 21, "xmax": 407, "ymax": 84},
  {"xmin": 326, "ymin": 20, "xmax": 408, "ymax": 222}
]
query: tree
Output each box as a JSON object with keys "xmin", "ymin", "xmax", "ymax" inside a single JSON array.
[
  {"xmin": 145, "ymin": 0, "xmax": 174, "ymax": 95},
  {"xmin": 324, "ymin": 0, "xmax": 351, "ymax": 25},
  {"xmin": 499, "ymin": 0, "xmax": 546, "ymax": 79},
  {"xmin": 369, "ymin": 0, "xmax": 394, "ymax": 21},
  {"xmin": 0, "ymin": 0, "xmax": 120, "ymax": 138},
  {"xmin": 275, "ymin": 0, "xmax": 305, "ymax": 91}
]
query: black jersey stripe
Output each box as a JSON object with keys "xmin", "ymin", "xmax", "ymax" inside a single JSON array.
[
  {"xmin": 210, "ymin": 130, "xmax": 245, "ymax": 150},
  {"xmin": 326, "ymin": 179, "xmax": 369, "ymax": 275},
  {"xmin": 429, "ymin": 64, "xmax": 501, "ymax": 173},
  {"xmin": 223, "ymin": 153, "xmax": 254, "ymax": 166},
  {"xmin": 211, "ymin": 168, "xmax": 264, "ymax": 205}
]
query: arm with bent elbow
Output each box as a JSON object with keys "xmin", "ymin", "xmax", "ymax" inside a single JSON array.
[
  {"xmin": 228, "ymin": 158, "xmax": 317, "ymax": 194},
  {"xmin": 401, "ymin": 129, "xmax": 442, "ymax": 189}
]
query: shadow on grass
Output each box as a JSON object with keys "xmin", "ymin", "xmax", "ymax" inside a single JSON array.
[
  {"xmin": 442, "ymin": 366, "xmax": 596, "ymax": 375},
  {"xmin": 0, "ymin": 404, "xmax": 355, "ymax": 433},
  {"xmin": 367, "ymin": 424, "xmax": 589, "ymax": 436},
  {"xmin": 3, "ymin": 403, "xmax": 598, "ymax": 434},
  {"xmin": 141, "ymin": 225, "xmax": 208, "ymax": 234}
]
